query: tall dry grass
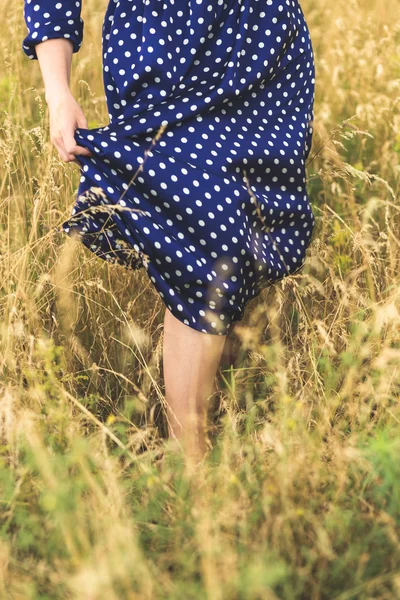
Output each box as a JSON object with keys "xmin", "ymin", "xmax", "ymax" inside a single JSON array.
[{"xmin": 0, "ymin": 0, "xmax": 400, "ymax": 598}]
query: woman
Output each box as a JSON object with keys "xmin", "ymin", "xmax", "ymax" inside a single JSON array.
[{"xmin": 22, "ymin": 0, "xmax": 316, "ymax": 465}]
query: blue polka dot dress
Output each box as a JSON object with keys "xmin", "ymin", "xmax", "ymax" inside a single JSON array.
[{"xmin": 23, "ymin": 0, "xmax": 316, "ymax": 336}]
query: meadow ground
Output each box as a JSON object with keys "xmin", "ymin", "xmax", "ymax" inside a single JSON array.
[{"xmin": 1, "ymin": 0, "xmax": 400, "ymax": 598}]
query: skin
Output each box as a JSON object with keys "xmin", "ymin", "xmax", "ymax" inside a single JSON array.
[
  {"xmin": 163, "ymin": 309, "xmax": 227, "ymax": 466},
  {"xmin": 35, "ymin": 38, "xmax": 228, "ymax": 466}
]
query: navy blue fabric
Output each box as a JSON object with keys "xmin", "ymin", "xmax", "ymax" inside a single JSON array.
[{"xmin": 23, "ymin": 0, "xmax": 316, "ymax": 335}]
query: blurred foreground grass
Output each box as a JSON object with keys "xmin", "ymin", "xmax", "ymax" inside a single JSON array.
[{"xmin": 1, "ymin": 0, "xmax": 400, "ymax": 598}]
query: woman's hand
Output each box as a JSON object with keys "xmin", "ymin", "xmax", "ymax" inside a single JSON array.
[
  {"xmin": 46, "ymin": 89, "xmax": 93, "ymax": 164},
  {"xmin": 34, "ymin": 39, "xmax": 91, "ymax": 164}
]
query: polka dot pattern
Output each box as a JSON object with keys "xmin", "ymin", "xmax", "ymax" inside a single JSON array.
[
  {"xmin": 23, "ymin": 0, "xmax": 316, "ymax": 336},
  {"xmin": 23, "ymin": 0, "xmax": 84, "ymax": 58}
]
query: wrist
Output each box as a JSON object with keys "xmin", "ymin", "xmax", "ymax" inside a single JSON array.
[{"xmin": 45, "ymin": 86, "xmax": 72, "ymax": 106}]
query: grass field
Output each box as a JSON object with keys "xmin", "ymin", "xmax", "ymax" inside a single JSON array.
[{"xmin": 1, "ymin": 0, "xmax": 400, "ymax": 598}]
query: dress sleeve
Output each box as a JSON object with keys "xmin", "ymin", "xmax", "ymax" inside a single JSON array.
[{"xmin": 22, "ymin": 0, "xmax": 84, "ymax": 60}]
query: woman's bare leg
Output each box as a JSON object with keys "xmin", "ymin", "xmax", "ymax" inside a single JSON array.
[{"xmin": 163, "ymin": 308, "xmax": 227, "ymax": 466}]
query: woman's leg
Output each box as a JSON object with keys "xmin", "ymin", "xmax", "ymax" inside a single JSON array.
[{"xmin": 163, "ymin": 308, "xmax": 227, "ymax": 465}]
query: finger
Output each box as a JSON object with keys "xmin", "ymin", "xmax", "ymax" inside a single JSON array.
[
  {"xmin": 74, "ymin": 145, "xmax": 94, "ymax": 158},
  {"xmin": 76, "ymin": 114, "xmax": 89, "ymax": 129},
  {"xmin": 63, "ymin": 131, "xmax": 82, "ymax": 160},
  {"xmin": 63, "ymin": 132, "xmax": 93, "ymax": 159},
  {"xmin": 51, "ymin": 135, "xmax": 71, "ymax": 162},
  {"xmin": 75, "ymin": 115, "xmax": 94, "ymax": 156},
  {"xmin": 64, "ymin": 142, "xmax": 93, "ymax": 158}
]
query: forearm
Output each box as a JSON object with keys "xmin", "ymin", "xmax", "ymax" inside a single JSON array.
[
  {"xmin": 21, "ymin": 0, "xmax": 91, "ymax": 164},
  {"xmin": 35, "ymin": 39, "xmax": 74, "ymax": 103}
]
